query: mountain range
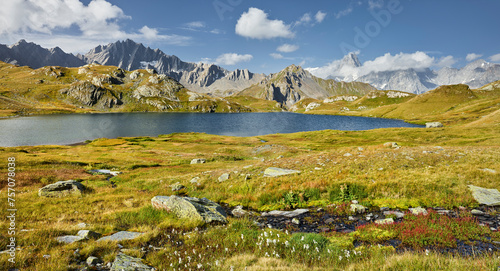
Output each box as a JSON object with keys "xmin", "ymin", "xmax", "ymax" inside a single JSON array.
[
  {"xmin": 1, "ymin": 39, "xmax": 499, "ymax": 102},
  {"xmin": 322, "ymin": 53, "xmax": 500, "ymax": 94}
]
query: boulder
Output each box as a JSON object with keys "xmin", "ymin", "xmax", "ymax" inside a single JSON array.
[
  {"xmin": 190, "ymin": 158, "xmax": 206, "ymax": 164},
  {"xmin": 468, "ymin": 185, "xmax": 500, "ymax": 206},
  {"xmin": 263, "ymin": 167, "xmax": 301, "ymax": 177},
  {"xmin": 110, "ymin": 253, "xmax": 154, "ymax": 271},
  {"xmin": 97, "ymin": 231, "xmax": 144, "ymax": 242},
  {"xmin": 38, "ymin": 180, "xmax": 85, "ymax": 197},
  {"xmin": 170, "ymin": 183, "xmax": 186, "ymax": 192},
  {"xmin": 86, "ymin": 256, "xmax": 101, "ymax": 266},
  {"xmin": 426, "ymin": 122, "xmax": 444, "ymax": 128},
  {"xmin": 151, "ymin": 195, "xmax": 227, "ymax": 224},
  {"xmin": 218, "ymin": 173, "xmax": 230, "ymax": 182}
]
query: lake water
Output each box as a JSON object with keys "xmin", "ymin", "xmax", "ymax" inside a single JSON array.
[{"xmin": 0, "ymin": 112, "xmax": 423, "ymax": 147}]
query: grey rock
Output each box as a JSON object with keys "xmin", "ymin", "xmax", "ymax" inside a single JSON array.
[
  {"xmin": 77, "ymin": 230, "xmax": 102, "ymax": 240},
  {"xmin": 170, "ymin": 183, "xmax": 186, "ymax": 192},
  {"xmin": 263, "ymin": 167, "xmax": 301, "ymax": 177},
  {"xmin": 77, "ymin": 222, "xmax": 88, "ymax": 229},
  {"xmin": 481, "ymin": 168, "xmax": 497, "ymax": 174},
  {"xmin": 343, "ymin": 153, "xmax": 353, "ymax": 157},
  {"xmin": 262, "ymin": 209, "xmax": 309, "ymax": 218},
  {"xmin": 231, "ymin": 205, "xmax": 248, "ymax": 217},
  {"xmin": 110, "ymin": 253, "xmax": 154, "ymax": 271},
  {"xmin": 218, "ymin": 173, "xmax": 230, "ymax": 182},
  {"xmin": 468, "ymin": 185, "xmax": 500, "ymax": 206},
  {"xmin": 38, "ymin": 180, "xmax": 85, "ymax": 198},
  {"xmin": 292, "ymin": 218, "xmax": 300, "ymax": 225},
  {"xmin": 350, "ymin": 204, "xmax": 367, "ymax": 214},
  {"xmin": 409, "ymin": 207, "xmax": 428, "ymax": 216},
  {"xmin": 471, "ymin": 209, "xmax": 485, "ymax": 216},
  {"xmin": 375, "ymin": 218, "xmax": 395, "ymax": 225},
  {"xmin": 190, "ymin": 158, "xmax": 206, "ymax": 164},
  {"xmin": 89, "ymin": 169, "xmax": 122, "ymax": 176},
  {"xmin": 190, "ymin": 177, "xmax": 201, "ymax": 184},
  {"xmin": 151, "ymin": 195, "xmax": 227, "ymax": 224},
  {"xmin": 383, "ymin": 142, "xmax": 399, "ymax": 148},
  {"xmin": 56, "ymin": 235, "xmax": 84, "ymax": 244},
  {"xmin": 426, "ymin": 122, "xmax": 444, "ymax": 128},
  {"xmin": 86, "ymin": 256, "xmax": 101, "ymax": 266},
  {"xmin": 97, "ymin": 231, "xmax": 144, "ymax": 242},
  {"xmin": 383, "ymin": 210, "xmax": 405, "ymax": 219}
]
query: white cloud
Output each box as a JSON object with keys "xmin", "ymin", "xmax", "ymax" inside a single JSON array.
[
  {"xmin": 315, "ymin": 11, "xmax": 327, "ymax": 23},
  {"xmin": 436, "ymin": 55, "xmax": 457, "ymax": 68},
  {"xmin": 0, "ymin": 0, "xmax": 191, "ymax": 53},
  {"xmin": 185, "ymin": 21, "xmax": 206, "ymax": 29},
  {"xmin": 235, "ymin": 7, "xmax": 294, "ymax": 39},
  {"xmin": 270, "ymin": 53, "xmax": 284, "ymax": 59},
  {"xmin": 466, "ymin": 53, "xmax": 483, "ymax": 62},
  {"xmin": 297, "ymin": 13, "xmax": 312, "ymax": 25},
  {"xmin": 368, "ymin": 0, "xmax": 384, "ymax": 10},
  {"xmin": 307, "ymin": 51, "xmax": 453, "ymax": 79},
  {"xmin": 490, "ymin": 53, "xmax": 500, "ymax": 62},
  {"xmin": 216, "ymin": 53, "xmax": 253, "ymax": 65},
  {"xmin": 277, "ymin": 44, "xmax": 299, "ymax": 53},
  {"xmin": 335, "ymin": 6, "xmax": 353, "ymax": 19}
]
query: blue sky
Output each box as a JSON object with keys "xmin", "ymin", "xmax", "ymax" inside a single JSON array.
[{"xmin": 0, "ymin": 0, "xmax": 499, "ymax": 77}]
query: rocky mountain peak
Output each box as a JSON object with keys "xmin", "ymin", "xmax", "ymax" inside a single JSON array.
[{"xmin": 342, "ymin": 52, "xmax": 361, "ymax": 68}]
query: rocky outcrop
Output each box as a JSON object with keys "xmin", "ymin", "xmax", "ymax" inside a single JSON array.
[
  {"xmin": 151, "ymin": 195, "xmax": 227, "ymax": 224},
  {"xmin": 39, "ymin": 180, "xmax": 85, "ymax": 197},
  {"xmin": 61, "ymin": 81, "xmax": 121, "ymax": 108},
  {"xmin": 426, "ymin": 122, "xmax": 444, "ymax": 128},
  {"xmin": 132, "ymin": 77, "xmax": 184, "ymax": 100}
]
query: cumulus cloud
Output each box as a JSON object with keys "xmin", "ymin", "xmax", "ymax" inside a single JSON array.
[
  {"xmin": 490, "ymin": 53, "xmax": 500, "ymax": 62},
  {"xmin": 277, "ymin": 44, "xmax": 299, "ymax": 53},
  {"xmin": 270, "ymin": 53, "xmax": 284, "ymax": 59},
  {"xmin": 307, "ymin": 51, "xmax": 456, "ymax": 80},
  {"xmin": 235, "ymin": 7, "xmax": 294, "ymax": 39},
  {"xmin": 315, "ymin": 11, "xmax": 327, "ymax": 23},
  {"xmin": 216, "ymin": 53, "xmax": 253, "ymax": 65},
  {"xmin": 466, "ymin": 53, "xmax": 483, "ymax": 62},
  {"xmin": 0, "ymin": 0, "xmax": 191, "ymax": 52},
  {"xmin": 335, "ymin": 7, "xmax": 354, "ymax": 19}
]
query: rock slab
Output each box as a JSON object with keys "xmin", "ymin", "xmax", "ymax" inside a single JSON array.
[
  {"xmin": 151, "ymin": 195, "xmax": 227, "ymax": 224},
  {"xmin": 110, "ymin": 253, "xmax": 154, "ymax": 271},
  {"xmin": 262, "ymin": 209, "xmax": 309, "ymax": 218},
  {"xmin": 263, "ymin": 167, "xmax": 301, "ymax": 177},
  {"xmin": 426, "ymin": 122, "xmax": 444, "ymax": 128},
  {"xmin": 97, "ymin": 231, "xmax": 144, "ymax": 242},
  {"xmin": 38, "ymin": 180, "xmax": 85, "ymax": 197},
  {"xmin": 468, "ymin": 185, "xmax": 500, "ymax": 206}
]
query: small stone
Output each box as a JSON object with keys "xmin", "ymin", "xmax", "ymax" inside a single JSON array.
[
  {"xmin": 350, "ymin": 204, "xmax": 366, "ymax": 214},
  {"xmin": 110, "ymin": 253, "xmax": 154, "ymax": 271},
  {"xmin": 43, "ymin": 255, "xmax": 50, "ymax": 259},
  {"xmin": 426, "ymin": 122, "xmax": 443, "ymax": 128},
  {"xmin": 291, "ymin": 218, "xmax": 300, "ymax": 225},
  {"xmin": 231, "ymin": 205, "xmax": 248, "ymax": 217},
  {"xmin": 325, "ymin": 218, "xmax": 335, "ymax": 224},
  {"xmin": 471, "ymin": 209, "xmax": 485, "ymax": 216},
  {"xmin": 383, "ymin": 210, "xmax": 405, "ymax": 219},
  {"xmin": 343, "ymin": 153, "xmax": 353, "ymax": 157},
  {"xmin": 351, "ymin": 200, "xmax": 359, "ymax": 204},
  {"xmin": 190, "ymin": 158, "xmax": 206, "ymax": 164},
  {"xmin": 409, "ymin": 207, "xmax": 428, "ymax": 216},
  {"xmin": 375, "ymin": 218, "xmax": 394, "ymax": 225},
  {"xmin": 383, "ymin": 142, "xmax": 399, "ymax": 148},
  {"xmin": 481, "ymin": 168, "xmax": 497, "ymax": 174},
  {"xmin": 380, "ymin": 207, "xmax": 390, "ymax": 211},
  {"xmin": 348, "ymin": 216, "xmax": 357, "ymax": 221},
  {"xmin": 77, "ymin": 222, "xmax": 88, "ymax": 229},
  {"xmin": 86, "ymin": 256, "xmax": 101, "ymax": 266},
  {"xmin": 56, "ymin": 235, "xmax": 84, "ymax": 244},
  {"xmin": 218, "ymin": 173, "xmax": 230, "ymax": 182},
  {"xmin": 263, "ymin": 167, "xmax": 301, "ymax": 177},
  {"xmin": 77, "ymin": 230, "xmax": 102, "ymax": 240},
  {"xmin": 358, "ymin": 147, "xmax": 364, "ymax": 151},
  {"xmin": 170, "ymin": 183, "xmax": 186, "ymax": 192},
  {"xmin": 97, "ymin": 231, "xmax": 144, "ymax": 242}
]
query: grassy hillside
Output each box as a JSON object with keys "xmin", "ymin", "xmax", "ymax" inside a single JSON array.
[{"xmin": 0, "ymin": 61, "xmax": 256, "ymax": 117}]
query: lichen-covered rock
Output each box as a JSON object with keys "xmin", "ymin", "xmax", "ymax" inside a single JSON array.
[
  {"xmin": 56, "ymin": 235, "xmax": 84, "ymax": 244},
  {"xmin": 61, "ymin": 81, "xmax": 121, "ymax": 108},
  {"xmin": 468, "ymin": 185, "xmax": 500, "ymax": 206},
  {"xmin": 110, "ymin": 253, "xmax": 154, "ymax": 271},
  {"xmin": 38, "ymin": 180, "xmax": 85, "ymax": 197},
  {"xmin": 409, "ymin": 207, "xmax": 428, "ymax": 215},
  {"xmin": 151, "ymin": 195, "xmax": 227, "ymax": 224},
  {"xmin": 350, "ymin": 204, "xmax": 367, "ymax": 214},
  {"xmin": 97, "ymin": 231, "xmax": 144, "ymax": 242},
  {"xmin": 218, "ymin": 173, "xmax": 230, "ymax": 182},
  {"xmin": 263, "ymin": 167, "xmax": 301, "ymax": 177},
  {"xmin": 190, "ymin": 158, "xmax": 206, "ymax": 164}
]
